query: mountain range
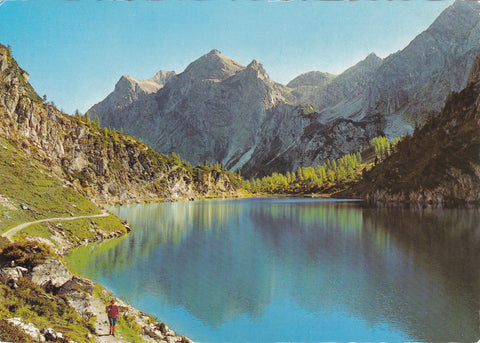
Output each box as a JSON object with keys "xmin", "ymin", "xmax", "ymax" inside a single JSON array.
[{"xmin": 89, "ymin": 0, "xmax": 480, "ymax": 178}]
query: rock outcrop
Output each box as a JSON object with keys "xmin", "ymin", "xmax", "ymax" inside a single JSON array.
[{"xmin": 31, "ymin": 257, "xmax": 73, "ymax": 290}]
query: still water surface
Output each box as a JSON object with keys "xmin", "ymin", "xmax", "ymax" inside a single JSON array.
[{"xmin": 67, "ymin": 198, "xmax": 480, "ymax": 342}]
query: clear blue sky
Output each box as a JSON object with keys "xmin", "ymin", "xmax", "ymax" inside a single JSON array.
[{"xmin": 0, "ymin": 0, "xmax": 454, "ymax": 114}]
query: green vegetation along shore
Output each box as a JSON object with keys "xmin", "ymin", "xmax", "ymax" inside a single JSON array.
[{"xmin": 244, "ymin": 136, "xmax": 399, "ymax": 196}]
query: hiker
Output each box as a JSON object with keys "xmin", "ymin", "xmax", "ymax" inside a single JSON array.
[{"xmin": 106, "ymin": 299, "xmax": 119, "ymax": 336}]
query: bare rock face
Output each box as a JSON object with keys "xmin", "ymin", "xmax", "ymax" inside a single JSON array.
[
  {"xmin": 31, "ymin": 257, "xmax": 73, "ymax": 289},
  {"xmin": 290, "ymin": 53, "xmax": 383, "ymax": 118},
  {"xmin": 88, "ymin": 70, "xmax": 176, "ymax": 131},
  {"xmin": 348, "ymin": 52, "xmax": 480, "ymax": 205},
  {"xmin": 365, "ymin": 0, "xmax": 480, "ymax": 133}
]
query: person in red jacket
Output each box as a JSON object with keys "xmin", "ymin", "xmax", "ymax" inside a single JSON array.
[{"xmin": 106, "ymin": 299, "xmax": 119, "ymax": 336}]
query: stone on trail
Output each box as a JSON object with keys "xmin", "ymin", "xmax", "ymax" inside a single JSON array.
[{"xmin": 31, "ymin": 257, "xmax": 73, "ymax": 289}]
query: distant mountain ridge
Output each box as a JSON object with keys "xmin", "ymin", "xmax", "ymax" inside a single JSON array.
[{"xmin": 89, "ymin": 0, "xmax": 480, "ymax": 178}]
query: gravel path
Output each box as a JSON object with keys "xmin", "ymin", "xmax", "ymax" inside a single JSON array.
[
  {"xmin": 89, "ymin": 296, "xmax": 129, "ymax": 343},
  {"xmin": 1, "ymin": 212, "xmax": 109, "ymax": 241}
]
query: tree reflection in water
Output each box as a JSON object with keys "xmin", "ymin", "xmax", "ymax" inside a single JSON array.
[{"xmin": 67, "ymin": 199, "xmax": 480, "ymax": 342}]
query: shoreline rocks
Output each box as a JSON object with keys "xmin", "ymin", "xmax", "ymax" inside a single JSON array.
[{"xmin": 1, "ymin": 243, "xmax": 194, "ymax": 343}]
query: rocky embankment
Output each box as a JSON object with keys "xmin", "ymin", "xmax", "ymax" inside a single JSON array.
[
  {"xmin": 0, "ymin": 255, "xmax": 192, "ymax": 343},
  {"xmin": 0, "ymin": 238, "xmax": 193, "ymax": 343}
]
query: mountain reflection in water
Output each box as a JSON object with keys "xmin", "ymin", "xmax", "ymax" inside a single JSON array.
[{"xmin": 67, "ymin": 198, "xmax": 480, "ymax": 342}]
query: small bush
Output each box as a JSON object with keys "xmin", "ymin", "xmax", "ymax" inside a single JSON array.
[
  {"xmin": 1, "ymin": 240, "xmax": 55, "ymax": 269},
  {"xmin": 0, "ymin": 236, "xmax": 10, "ymax": 251}
]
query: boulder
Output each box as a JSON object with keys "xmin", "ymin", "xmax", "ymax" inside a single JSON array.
[
  {"xmin": 0, "ymin": 266, "xmax": 28, "ymax": 282},
  {"xmin": 31, "ymin": 258, "xmax": 73, "ymax": 290},
  {"xmin": 59, "ymin": 276, "xmax": 95, "ymax": 295},
  {"xmin": 6, "ymin": 317, "xmax": 42, "ymax": 341},
  {"xmin": 143, "ymin": 323, "xmax": 165, "ymax": 340},
  {"xmin": 159, "ymin": 322, "xmax": 176, "ymax": 337}
]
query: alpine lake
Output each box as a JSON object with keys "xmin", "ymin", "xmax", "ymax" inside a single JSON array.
[{"xmin": 66, "ymin": 198, "xmax": 480, "ymax": 342}]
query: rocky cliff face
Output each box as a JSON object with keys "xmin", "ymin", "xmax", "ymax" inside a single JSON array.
[
  {"xmin": 348, "ymin": 53, "xmax": 480, "ymax": 205},
  {"xmin": 0, "ymin": 45, "xmax": 241, "ymax": 204},
  {"xmin": 289, "ymin": 1, "xmax": 480, "ymax": 138},
  {"xmin": 364, "ymin": 0, "xmax": 480, "ymax": 137},
  {"xmin": 289, "ymin": 53, "xmax": 383, "ymax": 121},
  {"xmin": 89, "ymin": 1, "xmax": 480, "ymax": 179},
  {"xmin": 240, "ymin": 104, "xmax": 381, "ymax": 178}
]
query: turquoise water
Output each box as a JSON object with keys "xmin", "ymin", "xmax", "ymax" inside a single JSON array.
[{"xmin": 67, "ymin": 198, "xmax": 480, "ymax": 342}]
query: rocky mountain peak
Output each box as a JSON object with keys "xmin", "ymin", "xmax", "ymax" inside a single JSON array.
[
  {"xmin": 245, "ymin": 59, "xmax": 270, "ymax": 81},
  {"xmin": 114, "ymin": 70, "xmax": 175, "ymax": 95},
  {"xmin": 114, "ymin": 75, "xmax": 137, "ymax": 92},
  {"xmin": 181, "ymin": 49, "xmax": 245, "ymax": 81},
  {"xmin": 207, "ymin": 49, "xmax": 222, "ymax": 56},
  {"xmin": 287, "ymin": 71, "xmax": 336, "ymax": 89},
  {"xmin": 365, "ymin": 52, "xmax": 382, "ymax": 63},
  {"xmin": 150, "ymin": 70, "xmax": 176, "ymax": 86},
  {"xmin": 353, "ymin": 52, "xmax": 383, "ymax": 72}
]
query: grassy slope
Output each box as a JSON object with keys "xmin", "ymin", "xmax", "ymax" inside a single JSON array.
[
  {"xmin": 0, "ymin": 136, "xmax": 104, "ymax": 233},
  {"xmin": 0, "ymin": 136, "xmax": 133, "ymax": 341}
]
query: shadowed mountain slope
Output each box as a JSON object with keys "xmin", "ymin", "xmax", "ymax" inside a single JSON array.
[{"xmin": 347, "ymin": 54, "xmax": 480, "ymax": 205}]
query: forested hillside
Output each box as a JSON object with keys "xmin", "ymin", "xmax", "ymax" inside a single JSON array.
[{"xmin": 245, "ymin": 136, "xmax": 398, "ymax": 195}]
